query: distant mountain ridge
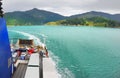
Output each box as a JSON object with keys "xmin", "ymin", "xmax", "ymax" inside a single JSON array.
[
  {"xmin": 5, "ymin": 8, "xmax": 66, "ymax": 25},
  {"xmin": 4, "ymin": 8, "xmax": 120, "ymax": 26},
  {"xmin": 70, "ymin": 11, "xmax": 120, "ymax": 22}
]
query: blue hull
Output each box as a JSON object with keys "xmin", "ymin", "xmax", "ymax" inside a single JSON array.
[{"xmin": 0, "ymin": 18, "xmax": 12, "ymax": 78}]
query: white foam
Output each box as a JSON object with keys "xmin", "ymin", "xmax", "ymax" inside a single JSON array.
[
  {"xmin": 62, "ymin": 68, "xmax": 75, "ymax": 78},
  {"xmin": 10, "ymin": 30, "xmax": 42, "ymax": 45},
  {"xmin": 49, "ymin": 51, "xmax": 75, "ymax": 78}
]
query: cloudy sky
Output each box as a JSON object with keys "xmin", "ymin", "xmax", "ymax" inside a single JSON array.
[{"xmin": 2, "ymin": 0, "xmax": 120, "ymax": 16}]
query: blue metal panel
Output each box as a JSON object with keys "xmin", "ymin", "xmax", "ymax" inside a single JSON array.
[{"xmin": 0, "ymin": 18, "xmax": 12, "ymax": 78}]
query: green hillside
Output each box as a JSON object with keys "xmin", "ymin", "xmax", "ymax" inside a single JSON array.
[
  {"xmin": 46, "ymin": 16, "xmax": 120, "ymax": 27},
  {"xmin": 70, "ymin": 11, "xmax": 120, "ymax": 22},
  {"xmin": 4, "ymin": 8, "xmax": 120, "ymax": 27},
  {"xmin": 4, "ymin": 8, "xmax": 65, "ymax": 25}
]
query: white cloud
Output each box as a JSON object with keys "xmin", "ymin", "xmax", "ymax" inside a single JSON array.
[{"xmin": 2, "ymin": 0, "xmax": 120, "ymax": 16}]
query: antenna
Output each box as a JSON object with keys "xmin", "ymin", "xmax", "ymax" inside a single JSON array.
[{"xmin": 0, "ymin": 0, "xmax": 3, "ymax": 17}]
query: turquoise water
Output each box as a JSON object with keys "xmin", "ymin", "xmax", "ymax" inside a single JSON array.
[{"xmin": 8, "ymin": 26, "xmax": 120, "ymax": 78}]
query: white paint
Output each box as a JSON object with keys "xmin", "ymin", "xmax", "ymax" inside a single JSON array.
[
  {"xmin": 43, "ymin": 58, "xmax": 59, "ymax": 78},
  {"xmin": 28, "ymin": 53, "xmax": 39, "ymax": 66},
  {"xmin": 25, "ymin": 67, "xmax": 39, "ymax": 78}
]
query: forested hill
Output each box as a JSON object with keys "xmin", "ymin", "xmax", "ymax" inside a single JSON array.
[
  {"xmin": 4, "ymin": 8, "xmax": 66, "ymax": 25},
  {"xmin": 70, "ymin": 11, "xmax": 120, "ymax": 22},
  {"xmin": 47, "ymin": 16, "xmax": 120, "ymax": 27},
  {"xmin": 4, "ymin": 8, "xmax": 120, "ymax": 27}
]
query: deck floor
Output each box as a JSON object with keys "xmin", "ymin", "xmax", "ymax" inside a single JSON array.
[
  {"xmin": 43, "ymin": 58, "xmax": 59, "ymax": 78},
  {"xmin": 12, "ymin": 63, "xmax": 28, "ymax": 78}
]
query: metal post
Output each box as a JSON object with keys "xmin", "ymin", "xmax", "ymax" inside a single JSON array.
[
  {"xmin": 39, "ymin": 55, "xmax": 43, "ymax": 78},
  {"xmin": 0, "ymin": 0, "xmax": 3, "ymax": 17}
]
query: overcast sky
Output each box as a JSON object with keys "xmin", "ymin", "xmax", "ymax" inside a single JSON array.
[{"xmin": 2, "ymin": 0, "xmax": 120, "ymax": 16}]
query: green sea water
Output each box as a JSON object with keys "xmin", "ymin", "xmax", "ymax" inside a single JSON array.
[{"xmin": 8, "ymin": 26, "xmax": 120, "ymax": 78}]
